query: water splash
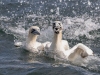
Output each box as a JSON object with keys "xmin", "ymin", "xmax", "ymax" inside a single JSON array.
[
  {"xmin": 88, "ymin": 0, "xmax": 91, "ymax": 6},
  {"xmin": 0, "ymin": 1, "xmax": 100, "ymax": 74},
  {"xmin": 0, "ymin": 14, "xmax": 100, "ymax": 43},
  {"xmin": 56, "ymin": 7, "xmax": 60, "ymax": 15}
]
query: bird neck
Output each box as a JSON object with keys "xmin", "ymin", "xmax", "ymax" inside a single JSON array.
[
  {"xmin": 52, "ymin": 32, "xmax": 62, "ymax": 48},
  {"xmin": 27, "ymin": 34, "xmax": 38, "ymax": 44}
]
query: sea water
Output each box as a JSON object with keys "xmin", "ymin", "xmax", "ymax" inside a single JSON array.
[{"xmin": 0, "ymin": 0, "xmax": 100, "ymax": 75}]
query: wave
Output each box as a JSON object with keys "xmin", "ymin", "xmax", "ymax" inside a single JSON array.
[{"xmin": 0, "ymin": 15, "xmax": 100, "ymax": 44}]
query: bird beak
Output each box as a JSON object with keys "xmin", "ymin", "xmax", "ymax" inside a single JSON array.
[
  {"xmin": 31, "ymin": 29, "xmax": 40, "ymax": 35},
  {"xmin": 34, "ymin": 30, "xmax": 40, "ymax": 35}
]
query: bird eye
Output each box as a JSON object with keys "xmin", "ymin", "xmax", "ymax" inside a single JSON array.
[
  {"xmin": 53, "ymin": 23, "xmax": 56, "ymax": 29},
  {"xmin": 60, "ymin": 26, "xmax": 62, "ymax": 30},
  {"xmin": 32, "ymin": 29, "xmax": 35, "ymax": 31},
  {"xmin": 31, "ymin": 29, "xmax": 35, "ymax": 33},
  {"xmin": 58, "ymin": 23, "xmax": 61, "ymax": 26},
  {"xmin": 53, "ymin": 23, "xmax": 55, "ymax": 26}
]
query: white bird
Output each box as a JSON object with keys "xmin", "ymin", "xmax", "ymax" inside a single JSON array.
[
  {"xmin": 14, "ymin": 26, "xmax": 50, "ymax": 53},
  {"xmin": 45, "ymin": 21, "xmax": 93, "ymax": 65}
]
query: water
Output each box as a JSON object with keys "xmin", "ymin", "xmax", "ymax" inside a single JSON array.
[{"xmin": 0, "ymin": 0, "xmax": 100, "ymax": 75}]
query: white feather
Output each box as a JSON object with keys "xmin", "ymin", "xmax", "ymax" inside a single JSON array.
[
  {"xmin": 14, "ymin": 26, "xmax": 50, "ymax": 53},
  {"xmin": 45, "ymin": 21, "xmax": 93, "ymax": 65}
]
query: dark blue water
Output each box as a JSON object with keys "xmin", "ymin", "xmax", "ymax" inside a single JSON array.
[{"xmin": 0, "ymin": 0, "xmax": 100, "ymax": 75}]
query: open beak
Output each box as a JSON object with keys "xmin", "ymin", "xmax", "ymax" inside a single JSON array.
[{"xmin": 54, "ymin": 27, "xmax": 60, "ymax": 34}]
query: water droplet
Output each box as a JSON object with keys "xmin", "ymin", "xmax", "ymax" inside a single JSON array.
[
  {"xmin": 88, "ymin": 0, "xmax": 91, "ymax": 6},
  {"xmin": 50, "ymin": 9, "xmax": 54, "ymax": 12}
]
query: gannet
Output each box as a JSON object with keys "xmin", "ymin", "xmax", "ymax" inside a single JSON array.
[
  {"xmin": 14, "ymin": 26, "xmax": 50, "ymax": 53},
  {"xmin": 46, "ymin": 21, "xmax": 93, "ymax": 64}
]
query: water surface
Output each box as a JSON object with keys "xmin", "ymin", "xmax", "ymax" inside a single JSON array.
[{"xmin": 0, "ymin": 0, "xmax": 100, "ymax": 75}]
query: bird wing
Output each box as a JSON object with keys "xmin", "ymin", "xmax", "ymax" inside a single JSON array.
[
  {"xmin": 62, "ymin": 40, "xmax": 69, "ymax": 50},
  {"xmin": 37, "ymin": 44, "xmax": 44, "ymax": 51},
  {"xmin": 44, "ymin": 42, "xmax": 51, "ymax": 50},
  {"xmin": 42, "ymin": 41, "xmax": 51, "ymax": 48},
  {"xmin": 38, "ymin": 41, "xmax": 51, "ymax": 51},
  {"xmin": 14, "ymin": 42, "xmax": 23, "ymax": 47},
  {"xmin": 65, "ymin": 43, "xmax": 93, "ymax": 61}
]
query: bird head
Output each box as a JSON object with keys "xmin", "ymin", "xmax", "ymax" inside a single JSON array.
[
  {"xmin": 29, "ymin": 26, "xmax": 40, "ymax": 35},
  {"xmin": 52, "ymin": 21, "xmax": 63, "ymax": 34}
]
